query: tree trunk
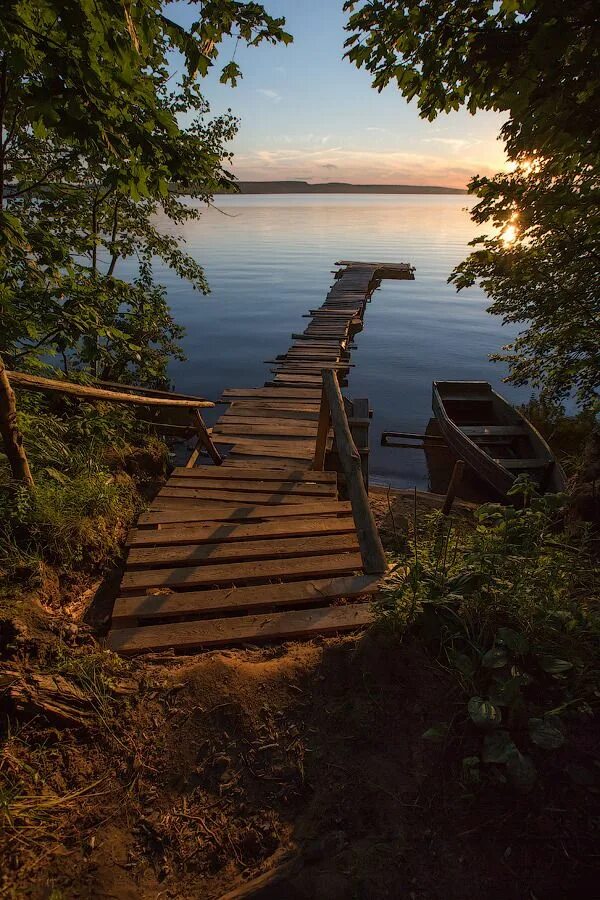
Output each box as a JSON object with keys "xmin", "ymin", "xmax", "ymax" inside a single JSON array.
[{"xmin": 0, "ymin": 355, "xmax": 34, "ymax": 487}]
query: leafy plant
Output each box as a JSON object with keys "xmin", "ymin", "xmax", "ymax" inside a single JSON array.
[
  {"xmin": 378, "ymin": 487, "xmax": 599, "ymax": 790},
  {"xmin": 0, "ymin": 1, "xmax": 292, "ymax": 384}
]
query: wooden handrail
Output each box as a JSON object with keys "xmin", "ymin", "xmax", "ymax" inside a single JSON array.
[
  {"xmin": 314, "ymin": 369, "xmax": 387, "ymax": 575},
  {"xmin": 4, "ymin": 369, "xmax": 223, "ymax": 473},
  {"xmin": 6, "ymin": 371, "xmax": 214, "ymax": 409}
]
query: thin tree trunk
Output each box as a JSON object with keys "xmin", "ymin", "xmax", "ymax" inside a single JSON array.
[{"xmin": 0, "ymin": 355, "xmax": 34, "ymax": 487}]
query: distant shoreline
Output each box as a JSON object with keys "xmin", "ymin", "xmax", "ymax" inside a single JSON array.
[{"xmin": 214, "ymin": 180, "xmax": 467, "ymax": 195}]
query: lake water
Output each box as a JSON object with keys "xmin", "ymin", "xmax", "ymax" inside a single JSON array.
[{"xmin": 149, "ymin": 195, "xmax": 530, "ymax": 489}]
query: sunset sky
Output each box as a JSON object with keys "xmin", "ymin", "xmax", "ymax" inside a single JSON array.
[{"xmin": 173, "ymin": 0, "xmax": 507, "ymax": 189}]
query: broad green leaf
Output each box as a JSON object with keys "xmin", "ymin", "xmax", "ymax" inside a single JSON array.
[
  {"xmin": 528, "ymin": 717, "xmax": 565, "ymax": 749},
  {"xmin": 497, "ymin": 627, "xmax": 529, "ymax": 655},
  {"xmin": 468, "ymin": 696, "xmax": 502, "ymax": 728},
  {"xmin": 422, "ymin": 723, "xmax": 450, "ymax": 743},
  {"xmin": 448, "ymin": 649, "xmax": 475, "ymax": 678},
  {"xmin": 482, "ymin": 730, "xmax": 518, "ymax": 764},
  {"xmin": 539, "ymin": 657, "xmax": 573, "ymax": 675},
  {"xmin": 482, "ymin": 647, "xmax": 508, "ymax": 669}
]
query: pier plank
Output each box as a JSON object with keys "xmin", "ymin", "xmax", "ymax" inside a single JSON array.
[
  {"xmin": 108, "ymin": 601, "xmax": 374, "ymax": 654},
  {"xmin": 126, "ymin": 516, "xmax": 355, "ymax": 548},
  {"xmin": 120, "ymin": 552, "xmax": 363, "ymax": 592},
  {"xmin": 127, "ymin": 533, "xmax": 359, "ymax": 569},
  {"xmin": 111, "ymin": 575, "xmax": 379, "ymax": 627}
]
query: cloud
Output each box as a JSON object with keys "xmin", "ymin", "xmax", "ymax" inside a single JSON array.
[
  {"xmin": 256, "ymin": 88, "xmax": 281, "ymax": 102},
  {"xmin": 422, "ymin": 137, "xmax": 480, "ymax": 151},
  {"xmin": 366, "ymin": 127, "xmax": 388, "ymax": 133},
  {"xmin": 320, "ymin": 163, "xmax": 337, "ymax": 169}
]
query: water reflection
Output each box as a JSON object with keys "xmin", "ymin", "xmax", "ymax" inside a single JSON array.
[{"xmin": 122, "ymin": 195, "xmax": 529, "ymax": 489}]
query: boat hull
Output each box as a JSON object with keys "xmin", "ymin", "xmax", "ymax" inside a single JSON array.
[{"xmin": 432, "ymin": 381, "xmax": 567, "ymax": 499}]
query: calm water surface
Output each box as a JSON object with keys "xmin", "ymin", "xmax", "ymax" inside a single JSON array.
[{"xmin": 148, "ymin": 195, "xmax": 530, "ymax": 489}]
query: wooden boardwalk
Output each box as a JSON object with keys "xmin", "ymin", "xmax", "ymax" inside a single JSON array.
[{"xmin": 108, "ymin": 261, "xmax": 413, "ymax": 655}]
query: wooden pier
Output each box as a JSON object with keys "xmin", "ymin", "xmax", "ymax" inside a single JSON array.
[{"xmin": 107, "ymin": 261, "xmax": 414, "ymax": 655}]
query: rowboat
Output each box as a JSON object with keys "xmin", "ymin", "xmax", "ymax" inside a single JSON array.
[{"xmin": 432, "ymin": 381, "xmax": 567, "ymax": 498}]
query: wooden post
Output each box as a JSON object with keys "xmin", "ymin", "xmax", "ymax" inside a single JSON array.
[
  {"xmin": 312, "ymin": 383, "xmax": 330, "ymax": 471},
  {"xmin": 349, "ymin": 398, "xmax": 370, "ymax": 491},
  {"xmin": 322, "ymin": 369, "xmax": 386, "ymax": 574},
  {"xmin": 0, "ymin": 355, "xmax": 34, "ymax": 487},
  {"xmin": 442, "ymin": 460, "xmax": 465, "ymax": 516},
  {"xmin": 186, "ymin": 409, "xmax": 223, "ymax": 468}
]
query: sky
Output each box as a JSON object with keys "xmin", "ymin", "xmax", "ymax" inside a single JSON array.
[{"xmin": 170, "ymin": 0, "xmax": 507, "ymax": 189}]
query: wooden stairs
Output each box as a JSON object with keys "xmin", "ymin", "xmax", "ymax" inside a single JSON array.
[{"xmin": 107, "ymin": 261, "xmax": 414, "ymax": 655}]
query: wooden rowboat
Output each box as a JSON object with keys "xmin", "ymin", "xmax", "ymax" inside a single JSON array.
[{"xmin": 432, "ymin": 381, "xmax": 567, "ymax": 498}]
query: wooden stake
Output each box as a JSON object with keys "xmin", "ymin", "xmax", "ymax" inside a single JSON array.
[
  {"xmin": 0, "ymin": 355, "xmax": 34, "ymax": 487},
  {"xmin": 442, "ymin": 460, "xmax": 465, "ymax": 516}
]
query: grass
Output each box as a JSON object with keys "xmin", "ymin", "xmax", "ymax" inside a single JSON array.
[{"xmin": 0, "ymin": 391, "xmax": 168, "ymax": 591}]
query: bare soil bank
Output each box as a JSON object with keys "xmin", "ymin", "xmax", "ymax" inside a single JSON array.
[{"xmin": 0, "ymin": 490, "xmax": 596, "ymax": 900}]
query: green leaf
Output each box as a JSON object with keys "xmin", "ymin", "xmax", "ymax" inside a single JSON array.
[
  {"xmin": 497, "ymin": 627, "xmax": 529, "ymax": 655},
  {"xmin": 482, "ymin": 730, "xmax": 518, "ymax": 764},
  {"xmin": 528, "ymin": 717, "xmax": 565, "ymax": 749},
  {"xmin": 482, "ymin": 647, "xmax": 508, "ymax": 669},
  {"xmin": 468, "ymin": 696, "xmax": 502, "ymax": 728},
  {"xmin": 538, "ymin": 657, "xmax": 573, "ymax": 674},
  {"xmin": 422, "ymin": 723, "xmax": 450, "ymax": 743},
  {"xmin": 448, "ymin": 649, "xmax": 475, "ymax": 678},
  {"xmin": 489, "ymin": 675, "xmax": 524, "ymax": 707}
]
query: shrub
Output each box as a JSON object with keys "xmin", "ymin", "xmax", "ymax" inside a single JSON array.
[{"xmin": 378, "ymin": 485, "xmax": 599, "ymax": 789}]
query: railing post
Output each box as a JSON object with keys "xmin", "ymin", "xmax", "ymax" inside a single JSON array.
[
  {"xmin": 349, "ymin": 397, "xmax": 370, "ymax": 491},
  {"xmin": 442, "ymin": 460, "xmax": 465, "ymax": 515},
  {"xmin": 312, "ymin": 382, "xmax": 330, "ymax": 471},
  {"xmin": 0, "ymin": 355, "xmax": 34, "ymax": 487},
  {"xmin": 322, "ymin": 369, "xmax": 386, "ymax": 574},
  {"xmin": 186, "ymin": 408, "xmax": 223, "ymax": 468}
]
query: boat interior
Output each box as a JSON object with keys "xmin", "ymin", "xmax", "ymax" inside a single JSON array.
[{"xmin": 436, "ymin": 381, "xmax": 555, "ymax": 481}]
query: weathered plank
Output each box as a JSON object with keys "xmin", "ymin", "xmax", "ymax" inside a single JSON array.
[
  {"xmin": 120, "ymin": 551, "xmax": 363, "ymax": 592},
  {"xmin": 127, "ymin": 533, "xmax": 359, "ymax": 569},
  {"xmin": 162, "ymin": 479, "xmax": 334, "ymax": 497},
  {"xmin": 127, "ymin": 515, "xmax": 355, "ymax": 547},
  {"xmin": 171, "ymin": 465, "xmax": 334, "ymax": 482},
  {"xmin": 211, "ymin": 440, "xmax": 315, "ymax": 460},
  {"xmin": 221, "ymin": 387, "xmax": 322, "ymax": 400},
  {"xmin": 139, "ymin": 500, "xmax": 352, "ymax": 526},
  {"xmin": 213, "ymin": 422, "xmax": 319, "ymax": 438},
  {"xmin": 155, "ymin": 489, "xmax": 310, "ymax": 506},
  {"xmin": 108, "ymin": 600, "xmax": 374, "ymax": 654},
  {"xmin": 218, "ymin": 415, "xmax": 320, "ymax": 430}
]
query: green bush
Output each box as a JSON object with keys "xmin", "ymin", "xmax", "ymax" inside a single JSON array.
[
  {"xmin": 0, "ymin": 392, "xmax": 165, "ymax": 587},
  {"xmin": 378, "ymin": 485, "xmax": 599, "ymax": 790}
]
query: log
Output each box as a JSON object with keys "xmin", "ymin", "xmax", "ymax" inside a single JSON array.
[
  {"xmin": 5, "ymin": 670, "xmax": 94, "ymax": 728},
  {"xmin": 0, "ymin": 355, "xmax": 34, "ymax": 486},
  {"xmin": 6, "ymin": 370, "xmax": 214, "ymax": 408},
  {"xmin": 322, "ymin": 370, "xmax": 387, "ymax": 574}
]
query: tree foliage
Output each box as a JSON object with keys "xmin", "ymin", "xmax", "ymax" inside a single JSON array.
[
  {"xmin": 0, "ymin": 1, "xmax": 291, "ymax": 383},
  {"xmin": 345, "ymin": 1, "xmax": 600, "ymax": 406}
]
